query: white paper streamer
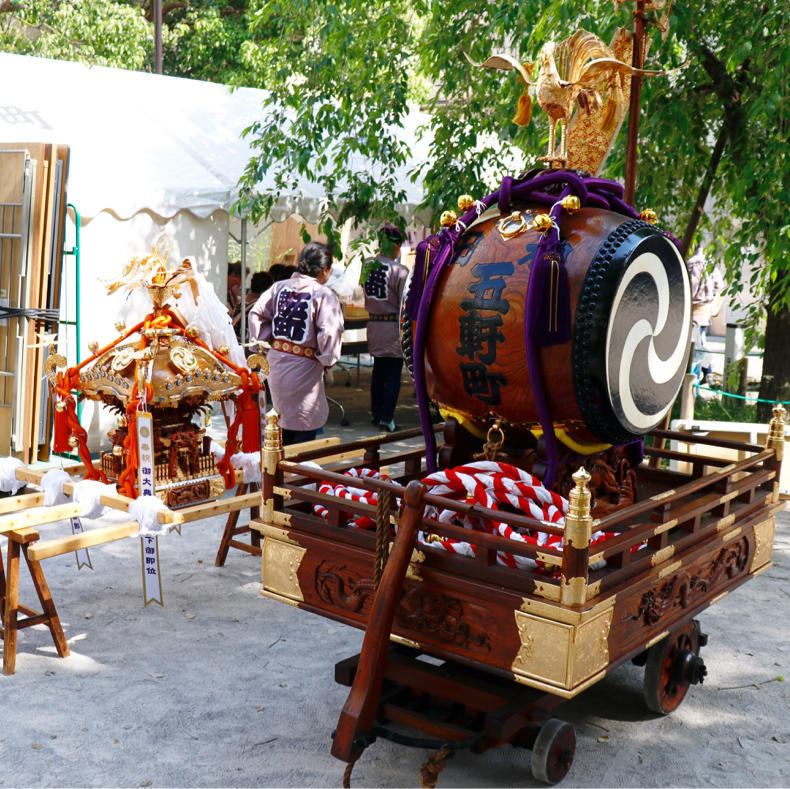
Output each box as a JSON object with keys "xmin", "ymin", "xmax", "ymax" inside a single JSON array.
[
  {"xmin": 72, "ymin": 480, "xmax": 116, "ymax": 519},
  {"xmin": 173, "ymin": 263, "xmax": 247, "ymax": 368},
  {"xmin": 230, "ymin": 451, "xmax": 262, "ymax": 485},
  {"xmin": 210, "ymin": 440, "xmax": 226, "ymax": 462},
  {"xmin": 0, "ymin": 456, "xmax": 25, "ymax": 494},
  {"xmin": 41, "ymin": 468, "xmax": 72, "ymax": 507},
  {"xmin": 129, "ymin": 494, "xmax": 168, "ymax": 537}
]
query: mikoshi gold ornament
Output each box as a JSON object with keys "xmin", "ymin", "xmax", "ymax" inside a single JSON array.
[
  {"xmin": 457, "ymin": 194, "xmax": 475, "ymax": 212},
  {"xmin": 640, "ymin": 208, "xmax": 658, "ymax": 224},
  {"xmin": 532, "ymin": 213, "xmax": 553, "ymax": 233}
]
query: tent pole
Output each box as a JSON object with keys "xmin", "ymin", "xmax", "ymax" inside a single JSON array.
[
  {"xmin": 240, "ymin": 217, "xmax": 247, "ymax": 345},
  {"xmin": 154, "ymin": 0, "xmax": 163, "ymax": 74}
]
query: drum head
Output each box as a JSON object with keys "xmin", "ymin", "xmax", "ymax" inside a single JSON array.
[{"xmin": 573, "ymin": 219, "xmax": 691, "ymax": 444}]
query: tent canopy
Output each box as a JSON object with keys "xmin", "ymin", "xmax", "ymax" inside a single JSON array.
[{"xmin": 0, "ymin": 53, "xmax": 430, "ymax": 224}]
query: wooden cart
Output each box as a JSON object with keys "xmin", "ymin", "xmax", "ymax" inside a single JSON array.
[{"xmin": 251, "ymin": 407, "xmax": 786, "ymax": 785}]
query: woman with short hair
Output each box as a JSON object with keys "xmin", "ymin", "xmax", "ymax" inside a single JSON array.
[{"xmin": 248, "ymin": 242, "xmax": 344, "ymax": 445}]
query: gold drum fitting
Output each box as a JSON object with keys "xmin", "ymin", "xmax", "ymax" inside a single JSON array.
[
  {"xmin": 457, "ymin": 194, "xmax": 475, "ymax": 212},
  {"xmin": 640, "ymin": 208, "xmax": 658, "ymax": 224},
  {"xmin": 439, "ymin": 210, "xmax": 458, "ymax": 228},
  {"xmin": 497, "ymin": 211, "xmax": 528, "ymax": 240}
]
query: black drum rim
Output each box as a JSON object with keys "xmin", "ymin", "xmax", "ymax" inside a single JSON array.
[{"xmin": 572, "ymin": 219, "xmax": 691, "ymax": 444}]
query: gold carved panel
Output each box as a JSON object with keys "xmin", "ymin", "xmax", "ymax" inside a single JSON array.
[
  {"xmin": 512, "ymin": 611, "xmax": 573, "ymax": 687},
  {"xmin": 572, "ymin": 608, "xmax": 613, "ymax": 686},
  {"xmin": 513, "ymin": 607, "xmax": 613, "ymax": 691},
  {"xmin": 262, "ymin": 538, "xmax": 306, "ymax": 602},
  {"xmin": 749, "ymin": 517, "xmax": 775, "ymax": 573}
]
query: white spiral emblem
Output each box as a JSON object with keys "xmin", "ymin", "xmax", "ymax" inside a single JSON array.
[{"xmin": 605, "ymin": 238, "xmax": 691, "ymax": 433}]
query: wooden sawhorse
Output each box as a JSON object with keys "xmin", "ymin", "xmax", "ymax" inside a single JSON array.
[
  {"xmin": 0, "ymin": 527, "xmax": 69, "ymax": 675},
  {"xmin": 215, "ymin": 482, "xmax": 261, "ymax": 566}
]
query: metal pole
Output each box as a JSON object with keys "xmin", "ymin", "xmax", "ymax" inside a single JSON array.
[
  {"xmin": 154, "ymin": 0, "xmax": 163, "ymax": 74},
  {"xmin": 240, "ymin": 218, "xmax": 247, "ymax": 345},
  {"xmin": 624, "ymin": 0, "xmax": 646, "ymax": 206}
]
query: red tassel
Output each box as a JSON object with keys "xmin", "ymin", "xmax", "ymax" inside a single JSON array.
[
  {"xmin": 240, "ymin": 390, "xmax": 261, "ymax": 453},
  {"xmin": 53, "ymin": 400, "xmax": 71, "ymax": 453}
]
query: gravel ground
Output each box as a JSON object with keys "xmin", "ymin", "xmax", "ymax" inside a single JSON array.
[{"xmin": 2, "ymin": 367, "xmax": 788, "ymax": 788}]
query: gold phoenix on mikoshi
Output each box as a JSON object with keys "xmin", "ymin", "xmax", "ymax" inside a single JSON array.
[{"xmin": 470, "ymin": 29, "xmax": 668, "ymax": 166}]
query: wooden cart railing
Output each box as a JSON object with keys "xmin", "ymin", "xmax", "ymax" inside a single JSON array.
[{"xmin": 259, "ymin": 410, "xmax": 784, "ymax": 611}]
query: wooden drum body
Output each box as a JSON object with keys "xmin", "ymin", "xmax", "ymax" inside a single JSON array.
[{"xmin": 408, "ymin": 205, "xmax": 691, "ymax": 447}]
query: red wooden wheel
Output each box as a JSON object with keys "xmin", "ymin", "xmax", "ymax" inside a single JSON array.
[
  {"xmin": 643, "ymin": 619, "xmax": 707, "ymax": 714},
  {"xmin": 530, "ymin": 718, "xmax": 576, "ymax": 784}
]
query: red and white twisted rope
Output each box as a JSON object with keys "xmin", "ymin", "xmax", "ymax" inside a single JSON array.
[
  {"xmin": 313, "ymin": 467, "xmax": 391, "ymax": 529},
  {"xmin": 312, "ymin": 461, "xmax": 614, "ymax": 570}
]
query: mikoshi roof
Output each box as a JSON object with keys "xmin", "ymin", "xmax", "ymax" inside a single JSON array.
[{"xmin": 0, "ymin": 53, "xmax": 431, "ymax": 224}]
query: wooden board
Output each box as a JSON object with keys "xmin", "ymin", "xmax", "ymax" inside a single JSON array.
[
  {"xmin": 0, "ymin": 142, "xmax": 69, "ymax": 461},
  {"xmin": 0, "ymin": 147, "xmax": 29, "ymax": 456}
]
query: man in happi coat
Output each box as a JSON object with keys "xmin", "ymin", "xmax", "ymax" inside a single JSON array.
[
  {"xmin": 363, "ymin": 223, "xmax": 409, "ymax": 432},
  {"xmin": 249, "ymin": 242, "xmax": 344, "ymax": 445}
]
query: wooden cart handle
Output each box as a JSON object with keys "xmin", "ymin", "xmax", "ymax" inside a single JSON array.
[{"xmin": 331, "ymin": 479, "xmax": 426, "ymax": 763}]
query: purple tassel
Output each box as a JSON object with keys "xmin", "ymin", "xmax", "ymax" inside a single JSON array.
[{"xmin": 526, "ymin": 235, "xmax": 571, "ymax": 346}]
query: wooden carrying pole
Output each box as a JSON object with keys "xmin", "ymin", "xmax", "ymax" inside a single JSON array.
[{"xmin": 331, "ymin": 480, "xmax": 426, "ymax": 764}]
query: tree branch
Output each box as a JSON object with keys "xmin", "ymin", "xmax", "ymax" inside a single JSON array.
[{"xmin": 679, "ymin": 110, "xmax": 729, "ymax": 256}]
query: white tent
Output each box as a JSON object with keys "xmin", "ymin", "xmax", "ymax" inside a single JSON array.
[
  {"xmin": 0, "ymin": 53, "xmax": 435, "ymax": 447},
  {"xmin": 0, "ymin": 53, "xmax": 431, "ymax": 348},
  {"xmin": 0, "ymin": 53, "xmax": 431, "ymax": 222}
]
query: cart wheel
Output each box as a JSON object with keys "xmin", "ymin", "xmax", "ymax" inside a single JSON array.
[
  {"xmin": 530, "ymin": 718, "xmax": 576, "ymax": 785},
  {"xmin": 643, "ymin": 619, "xmax": 707, "ymax": 715}
]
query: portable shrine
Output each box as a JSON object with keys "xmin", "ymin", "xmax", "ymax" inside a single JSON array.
[
  {"xmin": 45, "ymin": 254, "xmax": 264, "ymax": 506},
  {"xmin": 0, "ymin": 247, "xmax": 269, "ymax": 675}
]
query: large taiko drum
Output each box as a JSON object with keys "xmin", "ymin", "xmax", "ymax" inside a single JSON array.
[{"xmin": 404, "ymin": 205, "xmax": 691, "ymax": 448}]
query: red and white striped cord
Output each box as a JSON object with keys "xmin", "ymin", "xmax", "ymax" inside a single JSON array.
[
  {"xmin": 311, "ymin": 460, "xmax": 615, "ymax": 569},
  {"xmin": 312, "ymin": 467, "xmax": 392, "ymax": 529},
  {"xmin": 419, "ymin": 460, "xmax": 613, "ymax": 571}
]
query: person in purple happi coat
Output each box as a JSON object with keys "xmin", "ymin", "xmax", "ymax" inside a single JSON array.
[
  {"xmin": 249, "ymin": 242, "xmax": 344, "ymax": 445},
  {"xmin": 363, "ymin": 223, "xmax": 409, "ymax": 432}
]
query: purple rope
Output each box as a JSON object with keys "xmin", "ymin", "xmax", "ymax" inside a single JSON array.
[
  {"xmin": 521, "ymin": 188, "xmax": 573, "ymax": 486},
  {"xmin": 412, "ymin": 230, "xmax": 460, "ymax": 468},
  {"xmin": 498, "ymin": 176, "xmax": 513, "ymax": 213}
]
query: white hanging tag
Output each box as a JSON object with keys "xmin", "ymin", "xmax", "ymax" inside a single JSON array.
[
  {"xmin": 140, "ymin": 534, "xmax": 163, "ymax": 607},
  {"xmin": 136, "ymin": 410, "xmax": 163, "ymax": 605},
  {"xmin": 70, "ymin": 517, "xmax": 93, "ymax": 570},
  {"xmin": 136, "ymin": 410, "xmax": 156, "ymax": 498}
]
